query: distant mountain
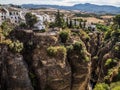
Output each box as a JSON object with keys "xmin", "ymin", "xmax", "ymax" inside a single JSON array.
[{"xmin": 22, "ymin": 3, "xmax": 120, "ymax": 14}]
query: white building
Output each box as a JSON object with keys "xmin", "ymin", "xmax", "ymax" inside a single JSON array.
[
  {"xmin": 0, "ymin": 7, "xmax": 25, "ymax": 25},
  {"xmin": 0, "ymin": 8, "xmax": 8, "ymax": 25},
  {"xmin": 34, "ymin": 21, "xmax": 45, "ymax": 30},
  {"xmin": 32, "ymin": 13, "xmax": 55, "ymax": 30}
]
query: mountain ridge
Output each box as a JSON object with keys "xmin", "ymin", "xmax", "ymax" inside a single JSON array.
[{"xmin": 21, "ymin": 3, "xmax": 120, "ymax": 14}]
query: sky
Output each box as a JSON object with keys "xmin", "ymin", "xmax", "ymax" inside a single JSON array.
[{"xmin": 0, "ymin": 0, "xmax": 120, "ymax": 7}]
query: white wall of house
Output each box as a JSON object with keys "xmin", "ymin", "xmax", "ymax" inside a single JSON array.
[
  {"xmin": 34, "ymin": 21, "xmax": 45, "ymax": 30},
  {"xmin": 0, "ymin": 8, "xmax": 8, "ymax": 25},
  {"xmin": 8, "ymin": 10, "xmax": 21, "ymax": 23},
  {"xmin": 0, "ymin": 7, "xmax": 25, "ymax": 25}
]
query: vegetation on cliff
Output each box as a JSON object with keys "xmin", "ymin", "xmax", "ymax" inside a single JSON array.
[{"xmin": 1, "ymin": 10, "xmax": 120, "ymax": 90}]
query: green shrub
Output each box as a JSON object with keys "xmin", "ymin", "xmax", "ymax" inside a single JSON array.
[
  {"xmin": 104, "ymin": 68, "xmax": 115, "ymax": 80},
  {"xmin": 104, "ymin": 30, "xmax": 112, "ymax": 40},
  {"xmin": 1, "ymin": 21, "xmax": 13, "ymax": 36},
  {"xmin": 110, "ymin": 82, "xmax": 120, "ymax": 90},
  {"xmin": 114, "ymin": 46, "xmax": 120, "ymax": 51},
  {"xmin": 94, "ymin": 83, "xmax": 109, "ymax": 90},
  {"xmin": 59, "ymin": 30, "xmax": 70, "ymax": 43},
  {"xmin": 19, "ymin": 22, "xmax": 27, "ymax": 29},
  {"xmin": 93, "ymin": 56, "xmax": 98, "ymax": 60},
  {"xmin": 84, "ymin": 56, "xmax": 90, "ymax": 62},
  {"xmin": 9, "ymin": 40, "xmax": 23, "ymax": 53},
  {"xmin": 112, "ymin": 86, "xmax": 120, "ymax": 90},
  {"xmin": 80, "ymin": 49, "xmax": 90, "ymax": 62},
  {"xmin": 57, "ymin": 46, "xmax": 67, "ymax": 57},
  {"xmin": 105, "ymin": 58, "xmax": 112, "ymax": 66},
  {"xmin": 96, "ymin": 24, "xmax": 109, "ymax": 32},
  {"xmin": 47, "ymin": 46, "xmax": 57, "ymax": 56},
  {"xmin": 73, "ymin": 41, "xmax": 82, "ymax": 52},
  {"xmin": 47, "ymin": 46, "xmax": 66, "ymax": 57},
  {"xmin": 111, "ymin": 30, "xmax": 120, "ymax": 38},
  {"xmin": 66, "ymin": 45, "xmax": 73, "ymax": 53},
  {"xmin": 79, "ymin": 30, "xmax": 90, "ymax": 42}
]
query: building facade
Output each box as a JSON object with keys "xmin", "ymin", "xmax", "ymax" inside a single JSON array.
[{"xmin": 0, "ymin": 7, "xmax": 25, "ymax": 25}]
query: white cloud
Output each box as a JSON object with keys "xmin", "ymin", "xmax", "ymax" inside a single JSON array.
[{"xmin": 0, "ymin": 0, "xmax": 120, "ymax": 6}]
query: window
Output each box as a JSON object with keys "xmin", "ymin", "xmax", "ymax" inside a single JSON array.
[
  {"xmin": 10, "ymin": 12, "xmax": 12, "ymax": 15},
  {"xmin": 16, "ymin": 12, "xmax": 18, "ymax": 15}
]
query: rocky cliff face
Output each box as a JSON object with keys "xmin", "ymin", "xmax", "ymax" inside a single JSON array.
[
  {"xmin": 0, "ymin": 44, "xmax": 33, "ymax": 90},
  {"xmin": 0, "ymin": 30, "xmax": 92, "ymax": 90},
  {"xmin": 1, "ymin": 29, "xmax": 120, "ymax": 90}
]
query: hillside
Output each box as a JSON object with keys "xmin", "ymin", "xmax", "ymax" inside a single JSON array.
[
  {"xmin": 1, "ymin": 9, "xmax": 120, "ymax": 90},
  {"xmin": 22, "ymin": 3, "xmax": 120, "ymax": 14}
]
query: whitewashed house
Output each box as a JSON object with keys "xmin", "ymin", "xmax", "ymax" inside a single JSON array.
[
  {"xmin": 0, "ymin": 8, "xmax": 8, "ymax": 25},
  {"xmin": 32, "ymin": 13, "xmax": 45, "ymax": 30},
  {"xmin": 86, "ymin": 23, "xmax": 97, "ymax": 31},
  {"xmin": 34, "ymin": 21, "xmax": 45, "ymax": 30},
  {"xmin": 31, "ymin": 13, "xmax": 56, "ymax": 30},
  {"xmin": 0, "ymin": 7, "xmax": 25, "ymax": 25},
  {"xmin": 8, "ymin": 8, "xmax": 21, "ymax": 23}
]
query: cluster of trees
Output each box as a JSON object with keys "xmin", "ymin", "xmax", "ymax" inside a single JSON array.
[
  {"xmin": 113, "ymin": 15, "xmax": 120, "ymax": 29},
  {"xmin": 20, "ymin": 10, "xmax": 89, "ymax": 30},
  {"xmin": 19, "ymin": 12, "xmax": 38, "ymax": 29},
  {"xmin": 25, "ymin": 12, "xmax": 38, "ymax": 28},
  {"xmin": 49, "ymin": 10, "xmax": 87, "ymax": 29}
]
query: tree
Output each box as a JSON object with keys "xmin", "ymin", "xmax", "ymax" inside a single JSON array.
[
  {"xmin": 69, "ymin": 19, "xmax": 73, "ymax": 28},
  {"xmin": 113, "ymin": 15, "xmax": 120, "ymax": 29},
  {"xmin": 74, "ymin": 19, "xmax": 77, "ymax": 26},
  {"xmin": 55, "ymin": 10, "xmax": 66, "ymax": 28},
  {"xmin": 25, "ymin": 13, "xmax": 38, "ymax": 28},
  {"xmin": 83, "ymin": 20, "xmax": 87, "ymax": 29},
  {"xmin": 19, "ymin": 22, "xmax": 27, "ymax": 29},
  {"xmin": 59, "ymin": 29, "xmax": 70, "ymax": 43},
  {"xmin": 66, "ymin": 18, "xmax": 69, "ymax": 27},
  {"xmin": 79, "ymin": 19, "xmax": 83, "ymax": 28}
]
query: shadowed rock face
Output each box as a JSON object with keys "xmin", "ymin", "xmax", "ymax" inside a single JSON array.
[
  {"xmin": 67, "ymin": 41, "xmax": 91, "ymax": 90},
  {"xmin": 68, "ymin": 53, "xmax": 91, "ymax": 90},
  {"xmin": 0, "ymin": 44, "xmax": 33, "ymax": 90},
  {"xmin": 32, "ymin": 47, "xmax": 71, "ymax": 90}
]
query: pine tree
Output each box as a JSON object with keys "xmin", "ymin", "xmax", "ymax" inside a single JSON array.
[
  {"xmin": 69, "ymin": 19, "xmax": 73, "ymax": 28},
  {"xmin": 55, "ymin": 10, "xmax": 66, "ymax": 28},
  {"xmin": 66, "ymin": 18, "xmax": 69, "ymax": 27},
  {"xmin": 74, "ymin": 19, "xmax": 77, "ymax": 26}
]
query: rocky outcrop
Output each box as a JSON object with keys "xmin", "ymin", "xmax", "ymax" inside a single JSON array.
[
  {"xmin": 0, "ymin": 44, "xmax": 33, "ymax": 90},
  {"xmin": 31, "ymin": 46, "xmax": 71, "ymax": 90},
  {"xmin": 1, "ymin": 30, "xmax": 110, "ymax": 90},
  {"xmin": 8, "ymin": 30, "xmax": 92, "ymax": 90},
  {"xmin": 67, "ymin": 39, "xmax": 91, "ymax": 90}
]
